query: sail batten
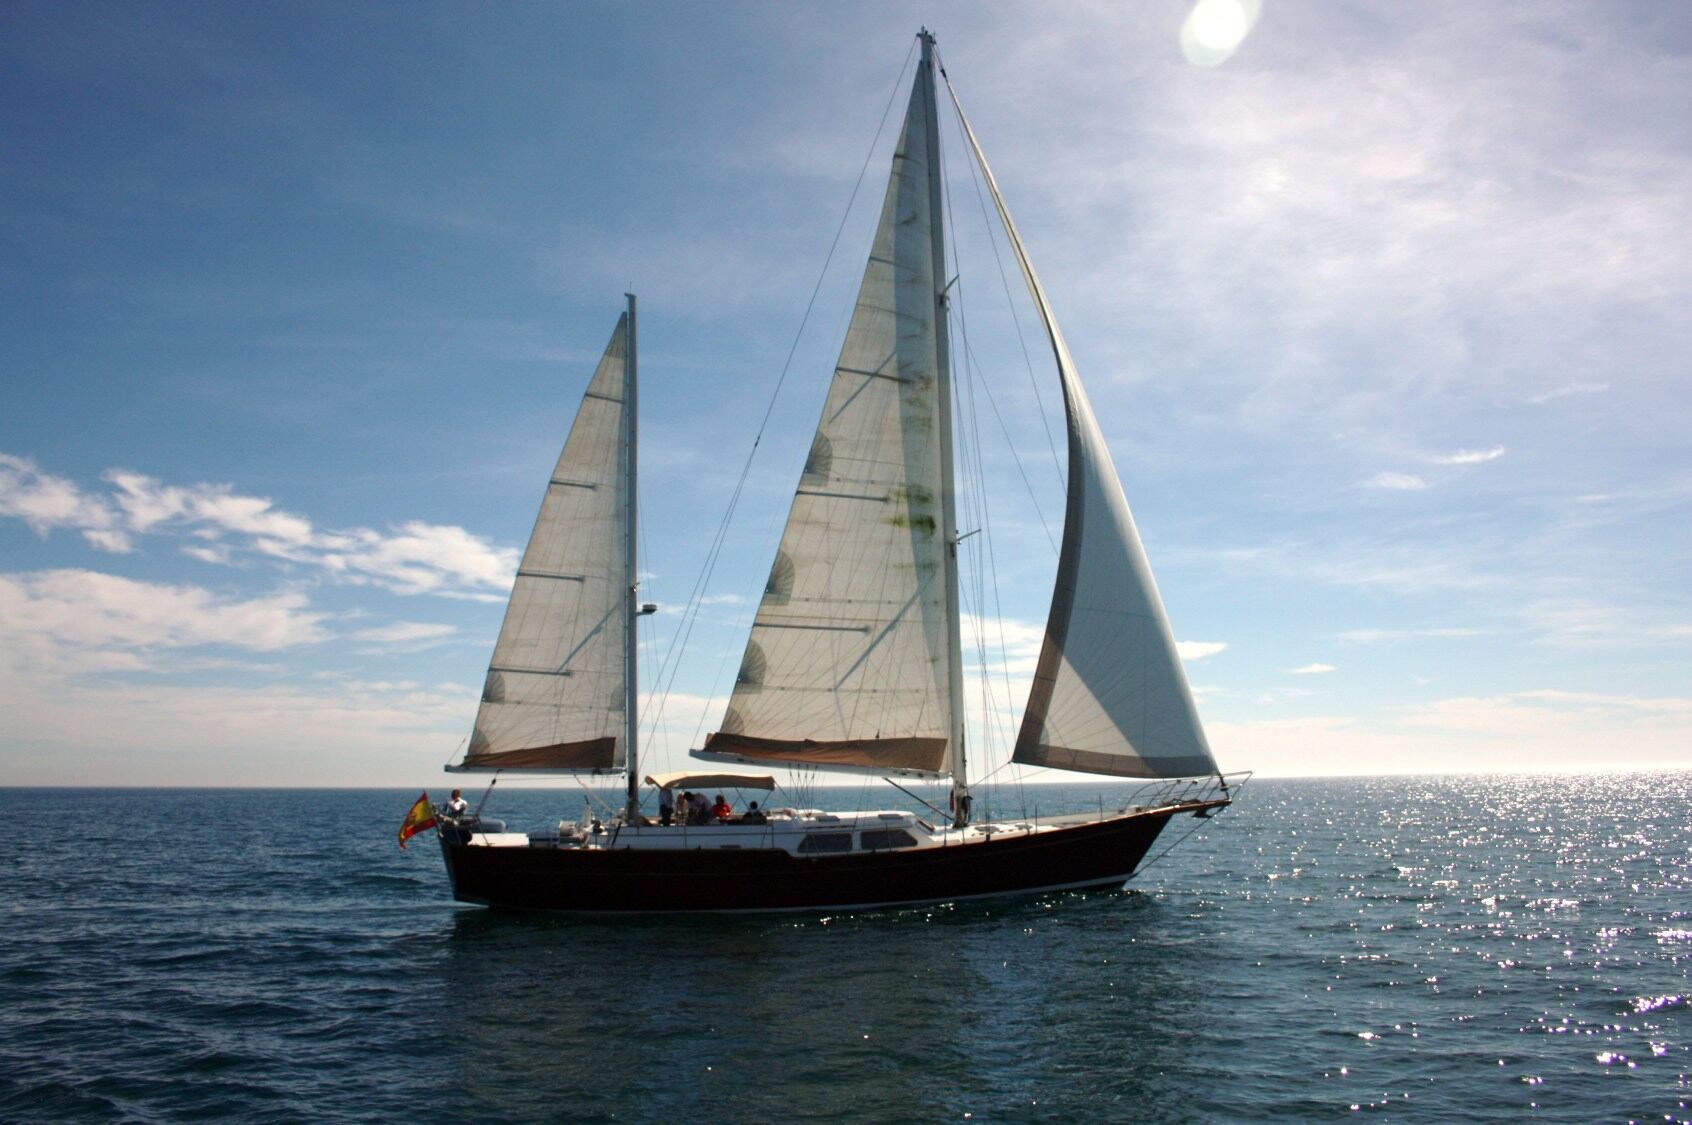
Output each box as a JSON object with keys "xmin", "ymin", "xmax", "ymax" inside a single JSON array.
[
  {"xmin": 460, "ymin": 315, "xmax": 630, "ymax": 773},
  {"xmin": 941, "ymin": 70, "xmax": 1219, "ymax": 781},
  {"xmin": 700, "ymin": 68, "xmax": 955, "ymax": 775}
]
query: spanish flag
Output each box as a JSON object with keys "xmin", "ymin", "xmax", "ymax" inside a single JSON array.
[{"xmin": 397, "ymin": 792, "xmax": 437, "ymax": 848}]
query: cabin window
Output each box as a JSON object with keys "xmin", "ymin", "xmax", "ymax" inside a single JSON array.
[
  {"xmin": 798, "ymin": 832, "xmax": 853, "ymax": 854},
  {"xmin": 859, "ymin": 829, "xmax": 917, "ymax": 851}
]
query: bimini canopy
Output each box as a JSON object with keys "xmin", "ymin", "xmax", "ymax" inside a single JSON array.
[{"xmin": 644, "ymin": 771, "xmax": 776, "ymax": 792}]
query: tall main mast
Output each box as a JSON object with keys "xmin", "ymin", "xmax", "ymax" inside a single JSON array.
[
  {"xmin": 920, "ymin": 30, "xmax": 971, "ymax": 826},
  {"xmin": 623, "ymin": 292, "xmax": 641, "ymax": 822}
]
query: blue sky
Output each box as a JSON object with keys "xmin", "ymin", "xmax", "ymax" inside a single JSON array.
[{"xmin": 3, "ymin": 1, "xmax": 1688, "ymax": 787}]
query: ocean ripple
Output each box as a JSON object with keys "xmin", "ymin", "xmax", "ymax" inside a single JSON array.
[{"xmin": 3, "ymin": 776, "xmax": 1690, "ymax": 1122}]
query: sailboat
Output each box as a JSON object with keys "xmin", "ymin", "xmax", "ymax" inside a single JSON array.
[{"xmin": 436, "ymin": 31, "xmax": 1240, "ymax": 912}]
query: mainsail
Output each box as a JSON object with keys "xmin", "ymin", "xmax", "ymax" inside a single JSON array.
[
  {"xmin": 701, "ymin": 36, "xmax": 1215, "ymax": 785},
  {"xmin": 944, "ymin": 78, "xmax": 1219, "ymax": 780},
  {"xmin": 700, "ymin": 57, "xmax": 956, "ymax": 776},
  {"xmin": 458, "ymin": 315, "xmax": 631, "ymax": 772}
]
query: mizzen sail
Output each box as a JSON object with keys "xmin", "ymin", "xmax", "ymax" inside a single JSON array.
[
  {"xmin": 459, "ymin": 315, "xmax": 630, "ymax": 771},
  {"xmin": 701, "ymin": 65, "xmax": 954, "ymax": 776},
  {"xmin": 943, "ymin": 77, "xmax": 1218, "ymax": 780}
]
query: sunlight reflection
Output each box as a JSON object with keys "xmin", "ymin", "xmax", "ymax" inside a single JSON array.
[{"xmin": 1181, "ymin": 0, "xmax": 1262, "ymax": 67}]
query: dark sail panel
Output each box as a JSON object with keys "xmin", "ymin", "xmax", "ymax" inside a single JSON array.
[
  {"xmin": 458, "ymin": 737, "xmax": 619, "ymax": 772},
  {"xmin": 699, "ymin": 732, "xmax": 948, "ymax": 775}
]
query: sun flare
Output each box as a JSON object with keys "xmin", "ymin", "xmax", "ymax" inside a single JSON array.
[{"xmin": 1182, "ymin": 0, "xmax": 1261, "ymax": 66}]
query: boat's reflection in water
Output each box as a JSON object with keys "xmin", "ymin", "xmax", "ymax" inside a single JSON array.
[{"xmin": 437, "ymin": 888, "xmax": 1210, "ymax": 1119}]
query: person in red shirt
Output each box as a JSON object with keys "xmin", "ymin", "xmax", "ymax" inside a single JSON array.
[{"xmin": 711, "ymin": 794, "xmax": 732, "ymax": 822}]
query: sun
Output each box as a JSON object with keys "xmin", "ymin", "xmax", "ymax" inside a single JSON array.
[{"xmin": 1181, "ymin": 0, "xmax": 1262, "ymax": 66}]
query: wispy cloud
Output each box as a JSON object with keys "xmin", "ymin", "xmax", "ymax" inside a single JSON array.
[
  {"xmin": 1403, "ymin": 689, "xmax": 1692, "ymax": 736},
  {"xmin": 0, "ymin": 454, "xmax": 130, "ymax": 552},
  {"xmin": 1253, "ymin": 686, "xmax": 1316, "ymax": 707},
  {"xmin": 1177, "ymin": 640, "xmax": 1228, "ymax": 661},
  {"xmin": 0, "ymin": 453, "xmax": 519, "ymax": 601},
  {"xmin": 82, "ymin": 529, "xmax": 135, "ymax": 554},
  {"xmin": 0, "ymin": 569, "xmax": 331, "ymax": 675},
  {"xmin": 1183, "ymin": 538, "xmax": 1499, "ymax": 596},
  {"xmin": 1288, "ymin": 662, "xmax": 1335, "ymax": 675},
  {"xmin": 1336, "ymin": 627, "xmax": 1487, "ymax": 644},
  {"xmin": 0, "ymin": 669, "xmax": 476, "ymax": 786},
  {"xmin": 1364, "ymin": 471, "xmax": 1427, "ymax": 491},
  {"xmin": 348, "ymin": 621, "xmax": 458, "ymax": 653},
  {"xmin": 1529, "ymin": 382, "xmax": 1609, "ymax": 405},
  {"xmin": 1208, "ymin": 685, "xmax": 1692, "ymax": 776},
  {"xmin": 1432, "ymin": 446, "xmax": 1506, "ymax": 465}
]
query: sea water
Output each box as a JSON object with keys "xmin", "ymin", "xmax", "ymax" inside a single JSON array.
[{"xmin": 2, "ymin": 774, "xmax": 1687, "ymax": 1122}]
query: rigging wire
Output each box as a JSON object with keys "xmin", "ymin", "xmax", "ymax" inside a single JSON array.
[
  {"xmin": 956, "ymin": 332, "xmax": 1058, "ymax": 556},
  {"xmin": 638, "ymin": 41, "xmax": 921, "ymax": 755},
  {"xmin": 936, "ymin": 46, "xmax": 1066, "ymax": 495},
  {"xmin": 636, "ymin": 485, "xmax": 665, "ymax": 774},
  {"xmin": 938, "ymin": 78, "xmax": 1040, "ymax": 821},
  {"xmin": 956, "ymin": 325, "xmax": 1039, "ymax": 817}
]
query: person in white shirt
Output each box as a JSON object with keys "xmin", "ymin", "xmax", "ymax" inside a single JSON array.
[
  {"xmin": 446, "ymin": 789, "xmax": 469, "ymax": 819},
  {"xmin": 686, "ymin": 790, "xmax": 710, "ymax": 825}
]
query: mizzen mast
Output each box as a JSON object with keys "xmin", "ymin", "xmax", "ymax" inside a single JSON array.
[{"xmin": 623, "ymin": 292, "xmax": 645, "ymax": 822}]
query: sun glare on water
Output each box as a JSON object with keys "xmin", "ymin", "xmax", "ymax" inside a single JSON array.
[{"xmin": 1181, "ymin": 0, "xmax": 1261, "ymax": 66}]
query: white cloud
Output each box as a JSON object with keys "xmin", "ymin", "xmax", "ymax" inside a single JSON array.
[
  {"xmin": 1288, "ymin": 662, "xmax": 1335, "ymax": 675},
  {"xmin": 82, "ymin": 529, "xmax": 134, "ymax": 554},
  {"xmin": 1364, "ymin": 471, "xmax": 1428, "ymax": 491},
  {"xmin": 1432, "ymin": 446, "xmax": 1506, "ymax": 465},
  {"xmin": 0, "ymin": 569, "xmax": 330, "ymax": 675},
  {"xmin": 106, "ymin": 471, "xmax": 310, "ymax": 545},
  {"xmin": 349, "ymin": 622, "xmax": 457, "ymax": 645},
  {"xmin": 182, "ymin": 543, "xmax": 233, "ymax": 566},
  {"xmin": 1177, "ymin": 640, "xmax": 1228, "ymax": 661},
  {"xmin": 338, "ymin": 521, "xmax": 519, "ymax": 597},
  {"xmin": 1, "ymin": 454, "xmax": 519, "ymax": 600},
  {"xmin": 0, "ymin": 453, "xmax": 120, "ymax": 538}
]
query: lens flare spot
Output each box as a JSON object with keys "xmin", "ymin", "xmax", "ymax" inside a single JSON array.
[{"xmin": 1181, "ymin": 0, "xmax": 1262, "ymax": 67}]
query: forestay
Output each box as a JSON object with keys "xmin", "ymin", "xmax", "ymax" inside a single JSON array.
[
  {"xmin": 701, "ymin": 69, "xmax": 954, "ymax": 776},
  {"xmin": 460, "ymin": 316, "xmax": 630, "ymax": 771},
  {"xmin": 943, "ymin": 77, "xmax": 1219, "ymax": 780}
]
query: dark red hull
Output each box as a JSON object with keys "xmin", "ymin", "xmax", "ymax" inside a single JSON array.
[{"xmin": 439, "ymin": 803, "xmax": 1219, "ymax": 913}]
